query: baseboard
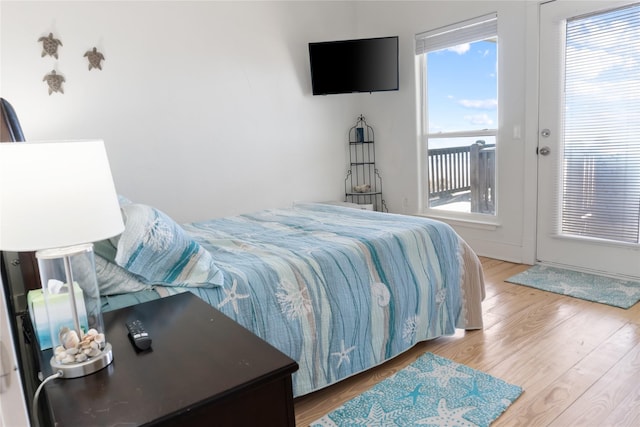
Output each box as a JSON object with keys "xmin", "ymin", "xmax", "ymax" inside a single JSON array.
[{"xmin": 460, "ymin": 237, "xmax": 530, "ymax": 265}]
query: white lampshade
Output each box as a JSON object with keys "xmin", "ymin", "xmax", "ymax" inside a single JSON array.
[{"xmin": 0, "ymin": 140, "xmax": 124, "ymax": 251}]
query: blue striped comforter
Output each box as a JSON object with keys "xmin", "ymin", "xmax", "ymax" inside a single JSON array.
[{"xmin": 148, "ymin": 203, "xmax": 485, "ymax": 397}]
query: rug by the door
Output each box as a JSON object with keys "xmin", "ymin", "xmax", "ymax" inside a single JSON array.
[
  {"xmin": 311, "ymin": 352, "xmax": 522, "ymax": 427},
  {"xmin": 506, "ymin": 264, "xmax": 640, "ymax": 309}
]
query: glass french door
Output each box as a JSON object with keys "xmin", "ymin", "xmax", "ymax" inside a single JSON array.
[{"xmin": 537, "ymin": 0, "xmax": 640, "ymax": 279}]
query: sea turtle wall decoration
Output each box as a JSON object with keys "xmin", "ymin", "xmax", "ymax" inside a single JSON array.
[
  {"xmin": 38, "ymin": 33, "xmax": 63, "ymax": 59},
  {"xmin": 43, "ymin": 70, "xmax": 65, "ymax": 95},
  {"xmin": 84, "ymin": 47, "xmax": 105, "ymax": 70}
]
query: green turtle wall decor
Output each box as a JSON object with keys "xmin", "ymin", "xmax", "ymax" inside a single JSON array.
[
  {"xmin": 38, "ymin": 33, "xmax": 63, "ymax": 59},
  {"xmin": 84, "ymin": 47, "xmax": 105, "ymax": 70},
  {"xmin": 43, "ymin": 70, "xmax": 65, "ymax": 95}
]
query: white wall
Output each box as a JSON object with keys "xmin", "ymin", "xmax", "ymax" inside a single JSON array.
[
  {"xmin": 1, "ymin": 1, "xmax": 362, "ymax": 222},
  {"xmin": 354, "ymin": 1, "xmax": 537, "ymax": 263},
  {"xmin": 1, "ymin": 1, "xmax": 539, "ymax": 263}
]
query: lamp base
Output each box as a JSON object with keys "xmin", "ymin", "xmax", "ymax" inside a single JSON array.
[{"xmin": 50, "ymin": 342, "xmax": 113, "ymax": 378}]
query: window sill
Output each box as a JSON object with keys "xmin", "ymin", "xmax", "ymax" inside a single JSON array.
[{"xmin": 416, "ymin": 211, "xmax": 500, "ymax": 231}]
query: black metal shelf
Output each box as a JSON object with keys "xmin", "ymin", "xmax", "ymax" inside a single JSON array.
[
  {"xmin": 346, "ymin": 191, "xmax": 382, "ymax": 196},
  {"xmin": 344, "ymin": 115, "xmax": 387, "ymax": 212}
]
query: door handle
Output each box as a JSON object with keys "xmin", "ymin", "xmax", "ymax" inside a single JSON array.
[{"xmin": 538, "ymin": 146, "xmax": 551, "ymax": 156}]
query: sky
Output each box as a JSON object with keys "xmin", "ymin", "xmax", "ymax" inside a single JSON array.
[
  {"xmin": 564, "ymin": 4, "xmax": 640, "ymax": 135},
  {"xmin": 427, "ymin": 39, "xmax": 498, "ymax": 136},
  {"xmin": 561, "ymin": 2, "xmax": 640, "ymax": 241}
]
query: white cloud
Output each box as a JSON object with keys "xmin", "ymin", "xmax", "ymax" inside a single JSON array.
[
  {"xmin": 446, "ymin": 43, "xmax": 470, "ymax": 55},
  {"xmin": 458, "ymin": 99, "xmax": 497, "ymax": 110},
  {"xmin": 464, "ymin": 114, "xmax": 494, "ymax": 126}
]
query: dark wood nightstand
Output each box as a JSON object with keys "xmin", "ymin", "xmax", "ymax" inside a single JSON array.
[{"xmin": 42, "ymin": 292, "xmax": 299, "ymax": 426}]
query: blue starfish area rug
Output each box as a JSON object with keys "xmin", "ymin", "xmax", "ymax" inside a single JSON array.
[
  {"xmin": 311, "ymin": 352, "xmax": 522, "ymax": 427},
  {"xmin": 506, "ymin": 264, "xmax": 640, "ymax": 309}
]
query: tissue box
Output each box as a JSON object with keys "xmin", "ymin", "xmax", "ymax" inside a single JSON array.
[{"xmin": 27, "ymin": 284, "xmax": 89, "ymax": 350}]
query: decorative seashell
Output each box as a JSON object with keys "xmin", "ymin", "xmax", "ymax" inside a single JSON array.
[
  {"xmin": 62, "ymin": 354, "xmax": 75, "ymax": 364},
  {"xmin": 353, "ymin": 184, "xmax": 371, "ymax": 193},
  {"xmin": 90, "ymin": 341, "xmax": 99, "ymax": 350},
  {"xmin": 371, "ymin": 282, "xmax": 391, "ymax": 307},
  {"xmin": 94, "ymin": 333, "xmax": 105, "ymax": 345},
  {"xmin": 54, "ymin": 346, "xmax": 66, "ymax": 355},
  {"xmin": 55, "ymin": 353, "xmax": 66, "ymax": 362},
  {"xmin": 58, "ymin": 327, "xmax": 69, "ymax": 344},
  {"xmin": 75, "ymin": 353, "xmax": 88, "ymax": 363},
  {"xmin": 87, "ymin": 328, "xmax": 98, "ymax": 336},
  {"xmin": 65, "ymin": 347, "xmax": 79, "ymax": 355},
  {"xmin": 62, "ymin": 330, "xmax": 80, "ymax": 349},
  {"xmin": 87, "ymin": 348, "xmax": 101, "ymax": 357}
]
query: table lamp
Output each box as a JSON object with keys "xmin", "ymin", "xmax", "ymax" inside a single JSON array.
[{"xmin": 0, "ymin": 140, "xmax": 124, "ymax": 378}]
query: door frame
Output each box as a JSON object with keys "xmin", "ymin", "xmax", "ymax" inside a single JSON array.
[{"xmin": 533, "ymin": 0, "xmax": 640, "ymax": 279}]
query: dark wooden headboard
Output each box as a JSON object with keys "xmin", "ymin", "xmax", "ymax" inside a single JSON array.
[
  {"xmin": 1, "ymin": 98, "xmax": 25, "ymax": 142},
  {"xmin": 1, "ymin": 107, "xmax": 13, "ymax": 141},
  {"xmin": 1, "ymin": 98, "xmax": 41, "ymax": 293}
]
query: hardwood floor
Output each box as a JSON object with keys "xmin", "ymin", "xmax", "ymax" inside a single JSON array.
[{"xmin": 294, "ymin": 257, "xmax": 640, "ymax": 426}]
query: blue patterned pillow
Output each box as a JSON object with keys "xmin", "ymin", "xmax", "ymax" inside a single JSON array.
[
  {"xmin": 95, "ymin": 254, "xmax": 151, "ymax": 295},
  {"xmin": 112, "ymin": 204, "xmax": 224, "ymax": 288}
]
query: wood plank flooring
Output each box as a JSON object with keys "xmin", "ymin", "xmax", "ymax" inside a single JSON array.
[{"xmin": 294, "ymin": 257, "xmax": 640, "ymax": 426}]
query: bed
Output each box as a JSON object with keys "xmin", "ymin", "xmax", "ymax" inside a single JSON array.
[
  {"xmin": 94, "ymin": 200, "xmax": 485, "ymax": 397},
  {"xmin": 1, "ymin": 98, "xmax": 483, "ymax": 398}
]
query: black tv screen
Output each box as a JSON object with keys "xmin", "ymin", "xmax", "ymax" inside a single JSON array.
[{"xmin": 309, "ymin": 36, "xmax": 399, "ymax": 95}]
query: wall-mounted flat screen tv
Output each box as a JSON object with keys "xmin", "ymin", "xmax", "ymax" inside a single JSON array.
[{"xmin": 309, "ymin": 36, "xmax": 399, "ymax": 95}]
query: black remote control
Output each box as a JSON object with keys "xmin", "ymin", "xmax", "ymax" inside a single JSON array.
[{"xmin": 126, "ymin": 320, "xmax": 152, "ymax": 351}]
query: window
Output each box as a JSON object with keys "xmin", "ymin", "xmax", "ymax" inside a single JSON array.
[
  {"xmin": 561, "ymin": 4, "xmax": 640, "ymax": 244},
  {"xmin": 416, "ymin": 13, "xmax": 498, "ymax": 216}
]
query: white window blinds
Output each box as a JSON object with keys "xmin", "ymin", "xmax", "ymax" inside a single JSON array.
[
  {"xmin": 415, "ymin": 13, "xmax": 497, "ymax": 55},
  {"xmin": 561, "ymin": 3, "xmax": 640, "ymax": 244}
]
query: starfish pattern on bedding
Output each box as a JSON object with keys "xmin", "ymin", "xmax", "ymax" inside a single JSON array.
[
  {"xmin": 217, "ymin": 279, "xmax": 249, "ymax": 314},
  {"xmin": 331, "ymin": 340, "xmax": 356, "ymax": 369}
]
